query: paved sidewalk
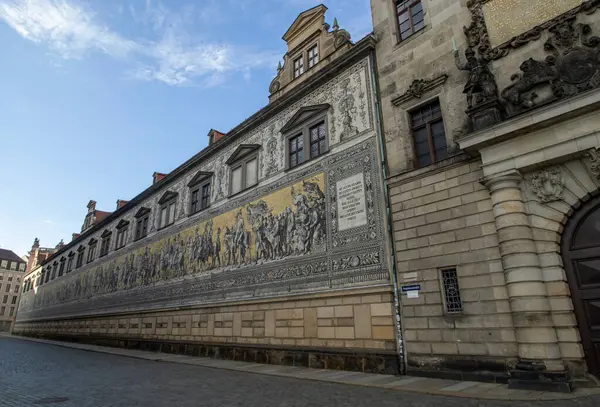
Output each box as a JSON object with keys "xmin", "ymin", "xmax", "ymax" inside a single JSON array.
[{"xmin": 7, "ymin": 334, "xmax": 600, "ymax": 401}]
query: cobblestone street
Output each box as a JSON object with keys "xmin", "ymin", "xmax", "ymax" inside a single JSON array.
[{"xmin": 0, "ymin": 337, "xmax": 598, "ymax": 407}]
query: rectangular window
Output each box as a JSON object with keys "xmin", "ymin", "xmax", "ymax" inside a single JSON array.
[
  {"xmin": 9, "ymin": 307, "xmax": 14, "ymax": 317},
  {"xmin": 293, "ymin": 56, "xmax": 304, "ymax": 78},
  {"xmin": 5, "ymin": 284, "xmax": 10, "ymax": 293},
  {"xmin": 309, "ymin": 122, "xmax": 327, "ymax": 159},
  {"xmin": 308, "ymin": 45, "xmax": 319, "ymax": 68},
  {"xmin": 135, "ymin": 216, "xmax": 149, "ymax": 240},
  {"xmin": 67, "ymin": 256, "xmax": 74, "ymax": 272},
  {"xmin": 410, "ymin": 100, "xmax": 447, "ymax": 168},
  {"xmin": 51, "ymin": 264, "xmax": 58, "ymax": 280},
  {"xmin": 11, "ymin": 296, "xmax": 16, "ymax": 304},
  {"xmin": 59, "ymin": 261, "xmax": 65, "ymax": 277},
  {"xmin": 289, "ymin": 134, "xmax": 304, "ymax": 169},
  {"xmin": 0, "ymin": 306, "xmax": 4, "ymax": 316},
  {"xmin": 160, "ymin": 201, "xmax": 176, "ymax": 229},
  {"xmin": 201, "ymin": 183, "xmax": 211, "ymax": 210},
  {"xmin": 245, "ymin": 157, "xmax": 257, "ymax": 187},
  {"xmin": 116, "ymin": 227, "xmax": 127, "ymax": 249},
  {"xmin": 87, "ymin": 244, "xmax": 96, "ymax": 264},
  {"xmin": 190, "ymin": 188, "xmax": 200, "ymax": 214},
  {"xmin": 2, "ymin": 295, "xmax": 7, "ymax": 303},
  {"xmin": 231, "ymin": 166, "xmax": 243, "ymax": 195},
  {"xmin": 396, "ymin": 0, "xmax": 425, "ymax": 41},
  {"xmin": 76, "ymin": 250, "xmax": 85, "ymax": 268},
  {"xmin": 100, "ymin": 234, "xmax": 112, "ymax": 257},
  {"xmin": 441, "ymin": 268, "xmax": 463, "ymax": 314},
  {"xmin": 8, "ymin": 277, "xmax": 12, "ymax": 282},
  {"xmin": 14, "ymin": 285, "xmax": 18, "ymax": 294}
]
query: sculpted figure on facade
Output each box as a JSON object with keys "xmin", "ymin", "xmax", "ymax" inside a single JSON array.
[
  {"xmin": 526, "ymin": 166, "xmax": 565, "ymax": 203},
  {"xmin": 454, "ymin": 47, "xmax": 498, "ymax": 109}
]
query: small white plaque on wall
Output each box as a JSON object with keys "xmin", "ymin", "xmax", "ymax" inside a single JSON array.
[{"xmin": 337, "ymin": 172, "xmax": 368, "ymax": 231}]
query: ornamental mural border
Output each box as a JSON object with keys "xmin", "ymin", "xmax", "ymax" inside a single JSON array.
[
  {"xmin": 465, "ymin": 0, "xmax": 600, "ymax": 61},
  {"xmin": 18, "ymin": 139, "xmax": 389, "ymax": 322}
]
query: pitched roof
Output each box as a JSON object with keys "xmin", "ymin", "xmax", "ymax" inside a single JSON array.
[{"xmin": 0, "ymin": 248, "xmax": 24, "ymax": 263}]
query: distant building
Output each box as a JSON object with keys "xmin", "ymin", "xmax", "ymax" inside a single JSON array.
[{"xmin": 0, "ymin": 249, "xmax": 26, "ymax": 332}]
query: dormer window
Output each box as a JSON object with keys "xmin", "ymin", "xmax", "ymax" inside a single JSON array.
[
  {"xmin": 281, "ymin": 104, "xmax": 330, "ymax": 170},
  {"xmin": 293, "ymin": 56, "xmax": 304, "ymax": 78},
  {"xmin": 308, "ymin": 44, "xmax": 319, "ymax": 68},
  {"xmin": 158, "ymin": 191, "xmax": 178, "ymax": 229},
  {"xmin": 66, "ymin": 252, "xmax": 75, "ymax": 273},
  {"xmin": 115, "ymin": 219, "xmax": 129, "ymax": 250},
  {"xmin": 226, "ymin": 145, "xmax": 260, "ymax": 196},
  {"xmin": 134, "ymin": 207, "xmax": 150, "ymax": 241},
  {"xmin": 188, "ymin": 171, "xmax": 213, "ymax": 215},
  {"xmin": 87, "ymin": 239, "xmax": 97, "ymax": 264},
  {"xmin": 100, "ymin": 230, "xmax": 112, "ymax": 257},
  {"xmin": 76, "ymin": 246, "xmax": 85, "ymax": 268}
]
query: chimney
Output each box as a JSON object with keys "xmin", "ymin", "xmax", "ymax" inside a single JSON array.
[
  {"xmin": 153, "ymin": 172, "xmax": 167, "ymax": 184},
  {"xmin": 207, "ymin": 129, "xmax": 226, "ymax": 145},
  {"xmin": 72, "ymin": 233, "xmax": 81, "ymax": 241},
  {"xmin": 116, "ymin": 199, "xmax": 129, "ymax": 210}
]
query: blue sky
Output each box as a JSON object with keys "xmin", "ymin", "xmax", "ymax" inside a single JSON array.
[{"xmin": 0, "ymin": 0, "xmax": 372, "ymax": 257}]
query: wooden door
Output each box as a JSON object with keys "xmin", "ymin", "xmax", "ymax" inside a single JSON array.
[{"xmin": 562, "ymin": 198, "xmax": 600, "ymax": 377}]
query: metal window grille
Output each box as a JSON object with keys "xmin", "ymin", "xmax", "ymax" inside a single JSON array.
[{"xmin": 441, "ymin": 268, "xmax": 463, "ymax": 314}]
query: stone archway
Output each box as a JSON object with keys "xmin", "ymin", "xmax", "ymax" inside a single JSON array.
[{"xmin": 561, "ymin": 195, "xmax": 600, "ymax": 377}]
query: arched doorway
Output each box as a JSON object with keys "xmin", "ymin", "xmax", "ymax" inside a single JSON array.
[{"xmin": 562, "ymin": 196, "xmax": 600, "ymax": 377}]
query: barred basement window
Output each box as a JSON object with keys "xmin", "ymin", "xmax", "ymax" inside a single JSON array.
[{"xmin": 441, "ymin": 268, "xmax": 463, "ymax": 314}]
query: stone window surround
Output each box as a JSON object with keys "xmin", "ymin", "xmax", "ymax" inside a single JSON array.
[
  {"xmin": 115, "ymin": 220, "xmax": 129, "ymax": 250},
  {"xmin": 387, "ymin": 0, "xmax": 432, "ymax": 50},
  {"xmin": 76, "ymin": 246, "xmax": 85, "ymax": 269},
  {"xmin": 86, "ymin": 239, "xmax": 97, "ymax": 264},
  {"xmin": 58, "ymin": 257, "xmax": 65, "ymax": 277},
  {"xmin": 134, "ymin": 207, "xmax": 151, "ymax": 241},
  {"xmin": 158, "ymin": 193, "xmax": 178, "ymax": 230},
  {"xmin": 100, "ymin": 230, "xmax": 112, "ymax": 258},
  {"xmin": 227, "ymin": 150, "xmax": 260, "ymax": 197},
  {"xmin": 291, "ymin": 40, "xmax": 320, "ymax": 81},
  {"xmin": 66, "ymin": 252, "xmax": 75, "ymax": 273},
  {"xmin": 283, "ymin": 110, "xmax": 330, "ymax": 171},
  {"xmin": 188, "ymin": 172, "xmax": 213, "ymax": 215},
  {"xmin": 404, "ymin": 95, "xmax": 452, "ymax": 169}
]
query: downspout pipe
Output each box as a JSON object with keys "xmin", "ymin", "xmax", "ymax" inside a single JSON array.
[{"xmin": 369, "ymin": 50, "xmax": 406, "ymax": 375}]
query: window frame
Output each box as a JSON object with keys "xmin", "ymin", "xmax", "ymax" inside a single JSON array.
[
  {"xmin": 100, "ymin": 230, "xmax": 112, "ymax": 257},
  {"xmin": 159, "ymin": 199, "xmax": 177, "ymax": 230},
  {"xmin": 114, "ymin": 219, "xmax": 130, "ymax": 250},
  {"xmin": 394, "ymin": 0, "xmax": 425, "ymax": 43},
  {"xmin": 228, "ymin": 152, "xmax": 259, "ymax": 197},
  {"xmin": 409, "ymin": 98, "xmax": 448, "ymax": 168},
  {"xmin": 439, "ymin": 267, "xmax": 463, "ymax": 315},
  {"xmin": 283, "ymin": 112, "xmax": 329, "ymax": 170},
  {"xmin": 134, "ymin": 208, "xmax": 150, "ymax": 241},
  {"xmin": 58, "ymin": 258, "xmax": 65, "ymax": 277},
  {"xmin": 307, "ymin": 43, "xmax": 319, "ymax": 69},
  {"xmin": 293, "ymin": 55, "xmax": 304, "ymax": 78},
  {"xmin": 86, "ymin": 239, "xmax": 97, "ymax": 264},
  {"xmin": 76, "ymin": 246, "xmax": 85, "ymax": 269},
  {"xmin": 188, "ymin": 172, "xmax": 213, "ymax": 215}
]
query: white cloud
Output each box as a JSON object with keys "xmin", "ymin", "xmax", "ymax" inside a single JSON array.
[
  {"xmin": 0, "ymin": 0, "xmax": 278, "ymax": 86},
  {"xmin": 42, "ymin": 219, "xmax": 53, "ymax": 224}
]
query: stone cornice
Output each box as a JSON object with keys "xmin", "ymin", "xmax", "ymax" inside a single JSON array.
[{"xmin": 43, "ymin": 34, "xmax": 377, "ymax": 266}]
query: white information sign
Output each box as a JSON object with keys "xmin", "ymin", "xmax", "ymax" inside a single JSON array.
[{"xmin": 336, "ymin": 173, "xmax": 367, "ymax": 231}]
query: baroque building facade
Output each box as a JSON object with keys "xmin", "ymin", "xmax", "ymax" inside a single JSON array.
[
  {"xmin": 0, "ymin": 249, "xmax": 26, "ymax": 332},
  {"xmin": 373, "ymin": 0, "xmax": 600, "ymax": 390},
  {"xmin": 14, "ymin": 6, "xmax": 399, "ymax": 374}
]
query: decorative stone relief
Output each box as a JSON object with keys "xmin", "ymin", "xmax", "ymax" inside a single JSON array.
[
  {"xmin": 584, "ymin": 147, "xmax": 600, "ymax": 179},
  {"xmin": 525, "ymin": 166, "xmax": 565, "ymax": 203},
  {"xmin": 464, "ymin": 0, "xmax": 600, "ymax": 61},
  {"xmin": 501, "ymin": 15, "xmax": 600, "ymax": 114},
  {"xmin": 391, "ymin": 74, "xmax": 448, "ymax": 106}
]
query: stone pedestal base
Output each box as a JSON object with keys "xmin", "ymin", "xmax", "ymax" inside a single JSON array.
[
  {"xmin": 508, "ymin": 360, "xmax": 572, "ymax": 393},
  {"xmin": 467, "ymin": 98, "xmax": 504, "ymax": 131}
]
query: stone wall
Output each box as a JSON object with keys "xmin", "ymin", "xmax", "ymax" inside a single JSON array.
[
  {"xmin": 15, "ymin": 287, "xmax": 399, "ymax": 373},
  {"xmin": 388, "ymin": 157, "xmax": 517, "ymax": 376}
]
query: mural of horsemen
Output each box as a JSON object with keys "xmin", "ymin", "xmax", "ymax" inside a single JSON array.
[{"xmin": 32, "ymin": 175, "xmax": 327, "ymax": 309}]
